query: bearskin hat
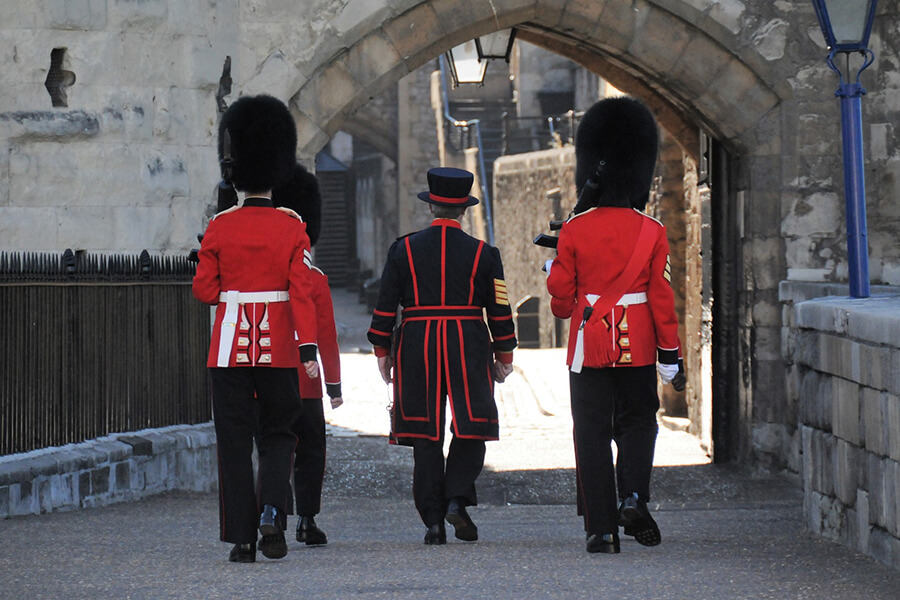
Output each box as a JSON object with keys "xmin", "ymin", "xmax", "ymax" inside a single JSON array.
[
  {"xmin": 272, "ymin": 162, "xmax": 323, "ymax": 246},
  {"xmin": 574, "ymin": 96, "xmax": 659, "ymax": 212},
  {"xmin": 217, "ymin": 94, "xmax": 297, "ymax": 193}
]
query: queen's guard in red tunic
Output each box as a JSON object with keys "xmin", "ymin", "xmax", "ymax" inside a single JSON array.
[
  {"xmin": 271, "ymin": 163, "xmax": 343, "ymax": 547},
  {"xmin": 546, "ymin": 97, "xmax": 685, "ymax": 554},
  {"xmin": 368, "ymin": 167, "xmax": 517, "ymax": 544},
  {"xmin": 192, "ymin": 95, "xmax": 319, "ymax": 563}
]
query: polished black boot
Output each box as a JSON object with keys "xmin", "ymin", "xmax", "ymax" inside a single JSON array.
[
  {"xmin": 424, "ymin": 522, "xmax": 447, "ymax": 545},
  {"xmin": 296, "ymin": 516, "xmax": 328, "ymax": 546},
  {"xmin": 586, "ymin": 533, "xmax": 621, "ymax": 554},
  {"xmin": 259, "ymin": 504, "xmax": 288, "ymax": 559},
  {"xmin": 445, "ymin": 498, "xmax": 478, "ymax": 542},
  {"xmin": 228, "ymin": 542, "xmax": 256, "ymax": 563},
  {"xmin": 619, "ymin": 492, "xmax": 661, "ymax": 546}
]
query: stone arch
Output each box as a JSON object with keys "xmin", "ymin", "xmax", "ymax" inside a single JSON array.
[{"xmin": 268, "ymin": 1, "xmax": 794, "ymax": 160}]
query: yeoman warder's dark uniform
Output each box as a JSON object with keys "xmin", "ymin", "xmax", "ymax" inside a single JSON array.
[{"xmin": 368, "ymin": 168, "xmax": 516, "ymax": 534}]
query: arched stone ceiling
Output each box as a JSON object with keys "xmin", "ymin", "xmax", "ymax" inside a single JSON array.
[{"xmin": 280, "ymin": 1, "xmax": 791, "ymax": 158}]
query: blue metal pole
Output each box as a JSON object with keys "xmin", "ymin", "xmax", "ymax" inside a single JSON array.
[{"xmin": 836, "ymin": 81, "xmax": 870, "ymax": 298}]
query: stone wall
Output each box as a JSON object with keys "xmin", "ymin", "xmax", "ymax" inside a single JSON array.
[
  {"xmin": 0, "ymin": 424, "xmax": 217, "ymax": 518},
  {"xmin": 493, "ymin": 148, "xmax": 575, "ymax": 349},
  {"xmin": 781, "ymin": 282, "xmax": 900, "ymax": 568}
]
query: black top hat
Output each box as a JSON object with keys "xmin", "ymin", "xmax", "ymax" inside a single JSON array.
[{"xmin": 417, "ymin": 167, "xmax": 480, "ymax": 207}]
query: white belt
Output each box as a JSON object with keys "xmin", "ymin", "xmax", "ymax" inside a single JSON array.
[
  {"xmin": 617, "ymin": 292, "xmax": 647, "ymax": 305},
  {"xmin": 216, "ymin": 290, "xmax": 289, "ymax": 367},
  {"xmin": 218, "ymin": 291, "xmax": 290, "ymax": 303},
  {"xmin": 571, "ymin": 292, "xmax": 647, "ymax": 374}
]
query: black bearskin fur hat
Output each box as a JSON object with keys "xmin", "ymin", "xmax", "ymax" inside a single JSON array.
[
  {"xmin": 272, "ymin": 162, "xmax": 323, "ymax": 247},
  {"xmin": 573, "ymin": 96, "xmax": 659, "ymax": 213},
  {"xmin": 217, "ymin": 94, "xmax": 297, "ymax": 193}
]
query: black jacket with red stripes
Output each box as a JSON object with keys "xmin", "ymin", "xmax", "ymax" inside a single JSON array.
[{"xmin": 368, "ymin": 219, "xmax": 517, "ymax": 442}]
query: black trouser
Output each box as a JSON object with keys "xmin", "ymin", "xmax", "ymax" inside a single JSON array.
[
  {"xmin": 291, "ymin": 397, "xmax": 326, "ymax": 517},
  {"xmin": 569, "ymin": 365, "xmax": 659, "ymax": 536},
  {"xmin": 412, "ymin": 437, "xmax": 486, "ymax": 527},
  {"xmin": 211, "ymin": 367, "xmax": 301, "ymax": 544}
]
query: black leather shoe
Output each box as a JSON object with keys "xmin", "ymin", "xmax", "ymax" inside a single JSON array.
[
  {"xmin": 228, "ymin": 542, "xmax": 256, "ymax": 563},
  {"xmin": 259, "ymin": 504, "xmax": 288, "ymax": 559},
  {"xmin": 586, "ymin": 533, "xmax": 620, "ymax": 554},
  {"xmin": 296, "ymin": 516, "xmax": 328, "ymax": 546},
  {"xmin": 445, "ymin": 498, "xmax": 478, "ymax": 542},
  {"xmin": 619, "ymin": 493, "xmax": 661, "ymax": 546},
  {"xmin": 424, "ymin": 522, "xmax": 447, "ymax": 545}
]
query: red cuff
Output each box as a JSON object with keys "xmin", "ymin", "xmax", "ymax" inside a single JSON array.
[
  {"xmin": 494, "ymin": 351, "xmax": 513, "ymax": 364},
  {"xmin": 373, "ymin": 346, "xmax": 391, "ymax": 358}
]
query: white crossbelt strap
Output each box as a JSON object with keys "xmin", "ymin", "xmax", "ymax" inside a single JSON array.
[
  {"xmin": 571, "ymin": 292, "xmax": 647, "ymax": 373},
  {"xmin": 216, "ymin": 290, "xmax": 290, "ymax": 367}
]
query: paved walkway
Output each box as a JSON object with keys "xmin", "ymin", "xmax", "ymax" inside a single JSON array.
[{"xmin": 2, "ymin": 288, "xmax": 899, "ymax": 598}]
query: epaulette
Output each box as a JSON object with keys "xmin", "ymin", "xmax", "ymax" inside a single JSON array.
[
  {"xmin": 565, "ymin": 206, "xmax": 597, "ymax": 223},
  {"xmin": 276, "ymin": 206, "xmax": 305, "ymax": 222},
  {"xmin": 211, "ymin": 204, "xmax": 240, "ymax": 221},
  {"xmin": 633, "ymin": 208, "xmax": 664, "ymax": 227}
]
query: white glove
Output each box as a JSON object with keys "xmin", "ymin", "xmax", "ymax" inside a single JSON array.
[
  {"xmin": 544, "ymin": 259, "xmax": 554, "ymax": 275},
  {"xmin": 657, "ymin": 363, "xmax": 679, "ymax": 384}
]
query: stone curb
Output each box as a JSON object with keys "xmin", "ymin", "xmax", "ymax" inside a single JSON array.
[{"xmin": 0, "ymin": 423, "xmax": 217, "ymax": 518}]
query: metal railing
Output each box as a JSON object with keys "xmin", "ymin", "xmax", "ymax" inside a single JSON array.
[
  {"xmin": 0, "ymin": 251, "xmax": 211, "ymax": 456},
  {"xmin": 501, "ymin": 111, "xmax": 583, "ymax": 154},
  {"xmin": 438, "ymin": 55, "xmax": 495, "ymax": 245}
]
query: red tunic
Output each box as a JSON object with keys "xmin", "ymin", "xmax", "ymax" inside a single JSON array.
[
  {"xmin": 547, "ymin": 207, "xmax": 679, "ymax": 368},
  {"xmin": 192, "ymin": 199, "xmax": 317, "ymax": 368},
  {"xmin": 298, "ymin": 267, "xmax": 341, "ymax": 399}
]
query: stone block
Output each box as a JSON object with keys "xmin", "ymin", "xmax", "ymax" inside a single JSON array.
[
  {"xmin": 50, "ymin": 473, "xmax": 78, "ymax": 510},
  {"xmin": 834, "ymin": 439, "xmax": 860, "ymax": 506},
  {"xmin": 382, "ymin": 2, "xmax": 446, "ymax": 65},
  {"xmin": 0, "ymin": 485, "xmax": 9, "ymax": 517},
  {"xmin": 79, "ymin": 471, "xmax": 91, "ymax": 500},
  {"xmin": 847, "ymin": 296, "xmax": 900, "ymax": 347},
  {"xmin": 628, "ymin": 4, "xmax": 692, "ymax": 77},
  {"xmin": 36, "ymin": 476, "xmax": 52, "ymax": 514},
  {"xmin": 858, "ymin": 488, "xmax": 871, "ymax": 553},
  {"xmin": 343, "ymin": 31, "xmax": 406, "ymax": 90},
  {"xmin": 115, "ymin": 462, "xmax": 131, "ymax": 492},
  {"xmin": 868, "ymin": 526, "xmax": 895, "ymax": 567},
  {"xmin": 807, "ymin": 428, "xmax": 835, "ymax": 496},
  {"xmin": 108, "ymin": 0, "xmax": 168, "ymax": 29},
  {"xmin": 867, "ymin": 453, "xmax": 888, "ymax": 529},
  {"xmin": 90, "ymin": 466, "xmax": 110, "ymax": 496},
  {"xmin": 799, "ymin": 369, "xmax": 831, "ymax": 431},
  {"xmin": 669, "ymin": 32, "xmax": 732, "ymax": 99},
  {"xmin": 92, "ymin": 441, "xmax": 131, "ymax": 463},
  {"xmin": 45, "ymin": 0, "xmax": 108, "ymax": 30},
  {"xmin": 889, "ymin": 394, "xmax": 900, "ymax": 462},
  {"xmin": 863, "ymin": 388, "xmax": 888, "ymax": 455},
  {"xmin": 858, "ymin": 343, "xmax": 889, "ymax": 391},
  {"xmin": 9, "ymin": 481, "xmax": 37, "ymax": 516},
  {"xmin": 832, "ymin": 378, "xmax": 860, "ymax": 445}
]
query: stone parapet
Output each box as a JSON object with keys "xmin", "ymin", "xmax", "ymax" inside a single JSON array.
[
  {"xmin": 781, "ymin": 281, "xmax": 900, "ymax": 568},
  {"xmin": 0, "ymin": 423, "xmax": 217, "ymax": 519}
]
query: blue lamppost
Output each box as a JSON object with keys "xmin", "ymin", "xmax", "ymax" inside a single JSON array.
[{"xmin": 811, "ymin": 0, "xmax": 878, "ymax": 298}]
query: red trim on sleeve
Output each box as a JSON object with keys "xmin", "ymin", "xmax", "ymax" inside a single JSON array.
[
  {"xmin": 373, "ymin": 346, "xmax": 390, "ymax": 357},
  {"xmin": 494, "ymin": 351, "xmax": 513, "ymax": 364}
]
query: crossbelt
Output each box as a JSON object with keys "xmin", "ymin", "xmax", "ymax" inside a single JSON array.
[{"xmin": 216, "ymin": 290, "xmax": 290, "ymax": 367}]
